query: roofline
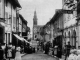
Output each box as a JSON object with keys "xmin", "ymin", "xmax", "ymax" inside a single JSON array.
[
  {"xmin": 6, "ymin": 0, "xmax": 21, "ymax": 8},
  {"xmin": 19, "ymin": 14, "xmax": 27, "ymax": 24}
]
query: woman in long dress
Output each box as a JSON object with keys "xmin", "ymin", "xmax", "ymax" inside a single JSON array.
[
  {"xmin": 67, "ymin": 49, "xmax": 77, "ymax": 60},
  {"xmin": 15, "ymin": 47, "xmax": 22, "ymax": 60}
]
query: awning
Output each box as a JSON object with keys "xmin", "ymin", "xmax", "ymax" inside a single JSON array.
[
  {"xmin": 24, "ymin": 39, "xmax": 32, "ymax": 45},
  {"xmin": 13, "ymin": 34, "xmax": 32, "ymax": 44},
  {"xmin": 14, "ymin": 34, "xmax": 24, "ymax": 41}
]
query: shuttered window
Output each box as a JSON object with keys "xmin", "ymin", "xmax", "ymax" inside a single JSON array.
[
  {"xmin": 5, "ymin": 12, "xmax": 8, "ymax": 24},
  {"xmin": 9, "ymin": 15, "xmax": 11, "ymax": 24}
]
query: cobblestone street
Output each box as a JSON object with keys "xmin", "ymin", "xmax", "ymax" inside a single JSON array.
[{"xmin": 22, "ymin": 51, "xmax": 57, "ymax": 60}]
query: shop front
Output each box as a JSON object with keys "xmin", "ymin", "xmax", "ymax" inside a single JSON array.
[{"xmin": 0, "ymin": 20, "xmax": 5, "ymax": 44}]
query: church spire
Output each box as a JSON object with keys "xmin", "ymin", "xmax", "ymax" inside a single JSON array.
[{"xmin": 33, "ymin": 10, "xmax": 37, "ymax": 25}]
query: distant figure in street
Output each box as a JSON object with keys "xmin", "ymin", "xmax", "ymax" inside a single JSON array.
[
  {"xmin": 45, "ymin": 42, "xmax": 50, "ymax": 54},
  {"xmin": 0, "ymin": 43, "xmax": 4, "ymax": 60},
  {"xmin": 5, "ymin": 45, "xmax": 8, "ymax": 58},
  {"xmin": 65, "ymin": 42, "xmax": 71, "ymax": 60},
  {"xmin": 68, "ymin": 49, "xmax": 77, "ymax": 60},
  {"xmin": 66, "ymin": 42, "xmax": 71, "ymax": 57},
  {"xmin": 7, "ymin": 45, "xmax": 12, "ymax": 60},
  {"xmin": 76, "ymin": 50, "xmax": 80, "ymax": 60},
  {"xmin": 54, "ymin": 46, "xmax": 58, "ymax": 57},
  {"xmin": 57, "ymin": 47, "xmax": 62, "ymax": 59},
  {"xmin": 12, "ymin": 46, "xmax": 16, "ymax": 59},
  {"xmin": 15, "ymin": 46, "xmax": 22, "ymax": 60}
]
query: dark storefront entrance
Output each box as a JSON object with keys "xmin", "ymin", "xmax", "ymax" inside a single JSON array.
[
  {"xmin": 0, "ymin": 27, "xmax": 4, "ymax": 43},
  {"xmin": 53, "ymin": 35, "xmax": 62, "ymax": 49}
]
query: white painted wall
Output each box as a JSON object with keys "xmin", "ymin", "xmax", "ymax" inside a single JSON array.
[{"xmin": 5, "ymin": 1, "xmax": 17, "ymax": 44}]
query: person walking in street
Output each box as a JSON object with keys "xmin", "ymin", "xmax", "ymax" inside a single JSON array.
[
  {"xmin": 68, "ymin": 49, "xmax": 77, "ymax": 60},
  {"xmin": 54, "ymin": 45, "xmax": 58, "ymax": 57},
  {"xmin": 76, "ymin": 50, "xmax": 80, "ymax": 60},
  {"xmin": 65, "ymin": 42, "xmax": 71, "ymax": 60},
  {"xmin": 0, "ymin": 43, "xmax": 4, "ymax": 60},
  {"xmin": 7, "ymin": 46, "xmax": 12, "ymax": 60},
  {"xmin": 5, "ymin": 45, "xmax": 8, "ymax": 58},
  {"xmin": 45, "ymin": 42, "xmax": 50, "ymax": 54},
  {"xmin": 57, "ymin": 47, "xmax": 62, "ymax": 60},
  {"xmin": 12, "ymin": 46, "xmax": 16, "ymax": 59},
  {"xmin": 15, "ymin": 46, "xmax": 22, "ymax": 60}
]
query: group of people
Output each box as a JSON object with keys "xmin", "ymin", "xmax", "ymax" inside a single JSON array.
[
  {"xmin": 67, "ymin": 48, "xmax": 80, "ymax": 60},
  {"xmin": 24, "ymin": 43, "xmax": 35, "ymax": 54},
  {"xmin": 43, "ymin": 41, "xmax": 51, "ymax": 54},
  {"xmin": 0, "ymin": 43, "xmax": 22, "ymax": 60},
  {"xmin": 63, "ymin": 42, "xmax": 80, "ymax": 60}
]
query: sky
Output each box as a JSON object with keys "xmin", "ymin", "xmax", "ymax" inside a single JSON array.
[{"xmin": 19, "ymin": 0, "xmax": 62, "ymax": 34}]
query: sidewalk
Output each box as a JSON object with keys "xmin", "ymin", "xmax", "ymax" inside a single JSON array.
[
  {"xmin": 48, "ymin": 51, "xmax": 66, "ymax": 60},
  {"xmin": 6, "ymin": 53, "xmax": 26, "ymax": 60},
  {"xmin": 51, "ymin": 55, "xmax": 66, "ymax": 60}
]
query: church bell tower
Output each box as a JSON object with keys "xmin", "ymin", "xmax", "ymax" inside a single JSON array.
[{"xmin": 33, "ymin": 10, "xmax": 38, "ymax": 40}]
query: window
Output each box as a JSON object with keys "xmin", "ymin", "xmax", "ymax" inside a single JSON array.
[
  {"xmin": 5, "ymin": 12, "xmax": 8, "ymax": 23},
  {"xmin": 13, "ymin": 17, "xmax": 16, "ymax": 25},
  {"xmin": 9, "ymin": 15, "xmax": 11, "ymax": 24},
  {"xmin": 8, "ymin": 33, "xmax": 10, "ymax": 44},
  {"xmin": 5, "ymin": 33, "xmax": 7, "ymax": 42}
]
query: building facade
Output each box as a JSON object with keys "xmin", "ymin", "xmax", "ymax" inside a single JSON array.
[
  {"xmin": 33, "ymin": 10, "xmax": 43, "ymax": 41},
  {"xmin": 62, "ymin": 0, "xmax": 77, "ymax": 48},
  {"xmin": 19, "ymin": 14, "xmax": 30, "ymax": 40},
  {"xmin": 33, "ymin": 10, "xmax": 37, "ymax": 40},
  {"xmin": 76, "ymin": 0, "xmax": 80, "ymax": 47},
  {"xmin": 0, "ymin": 0, "xmax": 5, "ymax": 44},
  {"xmin": 0, "ymin": 0, "xmax": 21, "ymax": 45}
]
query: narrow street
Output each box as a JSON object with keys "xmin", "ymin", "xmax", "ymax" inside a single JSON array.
[{"xmin": 22, "ymin": 51, "xmax": 57, "ymax": 60}]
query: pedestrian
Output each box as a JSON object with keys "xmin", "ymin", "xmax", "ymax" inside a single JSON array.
[
  {"xmin": 66, "ymin": 42, "xmax": 71, "ymax": 57},
  {"xmin": 5, "ymin": 45, "xmax": 8, "ymax": 58},
  {"xmin": 15, "ymin": 46, "xmax": 22, "ymax": 60},
  {"xmin": 57, "ymin": 47, "xmax": 62, "ymax": 59},
  {"xmin": 65, "ymin": 42, "xmax": 71, "ymax": 60},
  {"xmin": 2, "ymin": 44, "xmax": 6, "ymax": 60},
  {"xmin": 12, "ymin": 46, "xmax": 16, "ymax": 59},
  {"xmin": 76, "ymin": 50, "xmax": 80, "ymax": 60},
  {"xmin": 45, "ymin": 43, "xmax": 49, "ymax": 54},
  {"xmin": 54, "ymin": 46, "xmax": 58, "ymax": 57},
  {"xmin": 7, "ymin": 46, "xmax": 12, "ymax": 60},
  {"xmin": 0, "ymin": 43, "xmax": 4, "ymax": 60},
  {"xmin": 68, "ymin": 49, "xmax": 77, "ymax": 60}
]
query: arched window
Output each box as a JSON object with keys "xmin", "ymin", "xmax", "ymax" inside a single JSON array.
[
  {"xmin": 65, "ymin": 32, "xmax": 66, "ymax": 38},
  {"xmin": 73, "ymin": 30, "xmax": 76, "ymax": 48},
  {"xmin": 68, "ymin": 31, "xmax": 70, "ymax": 38}
]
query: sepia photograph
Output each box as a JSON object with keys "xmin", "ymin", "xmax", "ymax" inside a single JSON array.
[{"xmin": 0, "ymin": 0, "xmax": 79, "ymax": 60}]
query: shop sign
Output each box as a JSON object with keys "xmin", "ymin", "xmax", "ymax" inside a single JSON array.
[{"xmin": 62, "ymin": 10, "xmax": 73, "ymax": 14}]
